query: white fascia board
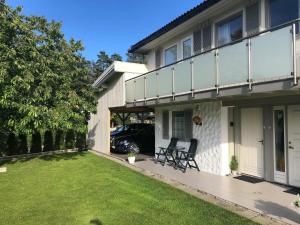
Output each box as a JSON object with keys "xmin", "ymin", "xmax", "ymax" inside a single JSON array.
[
  {"xmin": 114, "ymin": 61, "xmax": 148, "ymax": 74},
  {"xmin": 93, "ymin": 61, "xmax": 148, "ymax": 87}
]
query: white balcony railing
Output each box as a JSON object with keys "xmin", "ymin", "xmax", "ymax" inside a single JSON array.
[{"xmin": 126, "ymin": 21, "xmax": 299, "ymax": 104}]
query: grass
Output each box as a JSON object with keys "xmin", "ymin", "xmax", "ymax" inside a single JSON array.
[{"xmin": 0, "ymin": 152, "xmax": 257, "ymax": 225}]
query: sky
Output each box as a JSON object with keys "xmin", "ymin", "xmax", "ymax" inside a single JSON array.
[{"xmin": 6, "ymin": 0, "xmax": 203, "ymax": 61}]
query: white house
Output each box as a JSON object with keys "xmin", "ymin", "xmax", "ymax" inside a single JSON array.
[{"xmin": 89, "ymin": 0, "xmax": 300, "ymax": 187}]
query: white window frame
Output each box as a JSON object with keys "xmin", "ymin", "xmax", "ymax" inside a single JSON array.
[
  {"xmin": 272, "ymin": 105, "xmax": 287, "ymax": 184},
  {"xmin": 181, "ymin": 35, "xmax": 194, "ymax": 60},
  {"xmin": 163, "ymin": 44, "xmax": 178, "ymax": 66}
]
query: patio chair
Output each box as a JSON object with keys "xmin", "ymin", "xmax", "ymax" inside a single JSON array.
[
  {"xmin": 175, "ymin": 139, "xmax": 200, "ymax": 173},
  {"xmin": 155, "ymin": 137, "xmax": 178, "ymax": 166}
]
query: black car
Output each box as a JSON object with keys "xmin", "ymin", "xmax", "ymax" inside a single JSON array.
[{"xmin": 110, "ymin": 123, "xmax": 154, "ymax": 154}]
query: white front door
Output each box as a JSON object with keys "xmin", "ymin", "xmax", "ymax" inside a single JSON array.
[
  {"xmin": 240, "ymin": 108, "xmax": 264, "ymax": 178},
  {"xmin": 288, "ymin": 105, "xmax": 300, "ymax": 187}
]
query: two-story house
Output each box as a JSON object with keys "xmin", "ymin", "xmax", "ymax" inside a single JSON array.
[{"xmin": 88, "ymin": 0, "xmax": 300, "ymax": 188}]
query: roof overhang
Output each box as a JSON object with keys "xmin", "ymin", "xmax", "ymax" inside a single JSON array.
[{"xmin": 93, "ymin": 61, "xmax": 148, "ymax": 88}]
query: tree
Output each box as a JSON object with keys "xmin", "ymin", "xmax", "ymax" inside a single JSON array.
[
  {"xmin": 6, "ymin": 133, "xmax": 18, "ymax": 156},
  {"xmin": 75, "ymin": 132, "xmax": 86, "ymax": 151},
  {"xmin": 43, "ymin": 130, "xmax": 54, "ymax": 152},
  {"xmin": 18, "ymin": 134, "xmax": 28, "ymax": 154},
  {"xmin": 65, "ymin": 130, "xmax": 75, "ymax": 149},
  {"xmin": 89, "ymin": 51, "xmax": 123, "ymax": 82},
  {"xmin": 0, "ymin": 4, "xmax": 97, "ymax": 136},
  {"xmin": 54, "ymin": 130, "xmax": 64, "ymax": 150},
  {"xmin": 30, "ymin": 132, "xmax": 42, "ymax": 153}
]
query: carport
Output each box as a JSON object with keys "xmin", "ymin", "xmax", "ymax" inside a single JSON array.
[{"xmin": 110, "ymin": 106, "xmax": 155, "ymax": 160}]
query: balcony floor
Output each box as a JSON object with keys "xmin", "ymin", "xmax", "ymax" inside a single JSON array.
[{"xmin": 134, "ymin": 159, "xmax": 300, "ymax": 225}]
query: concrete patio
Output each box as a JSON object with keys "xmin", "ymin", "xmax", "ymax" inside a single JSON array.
[{"xmin": 134, "ymin": 159, "xmax": 300, "ymax": 225}]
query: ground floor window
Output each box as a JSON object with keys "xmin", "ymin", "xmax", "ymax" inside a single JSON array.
[{"xmin": 172, "ymin": 110, "xmax": 193, "ymax": 141}]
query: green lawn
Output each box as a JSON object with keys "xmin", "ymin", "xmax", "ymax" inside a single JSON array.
[{"xmin": 0, "ymin": 152, "xmax": 257, "ymax": 225}]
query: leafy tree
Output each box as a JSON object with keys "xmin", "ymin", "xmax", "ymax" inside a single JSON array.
[
  {"xmin": 30, "ymin": 132, "xmax": 42, "ymax": 153},
  {"xmin": 0, "ymin": 4, "xmax": 97, "ymax": 136},
  {"xmin": 65, "ymin": 130, "xmax": 75, "ymax": 149},
  {"xmin": 54, "ymin": 130, "xmax": 64, "ymax": 150},
  {"xmin": 18, "ymin": 134, "xmax": 28, "ymax": 154},
  {"xmin": 90, "ymin": 51, "xmax": 123, "ymax": 82},
  {"xmin": 75, "ymin": 132, "xmax": 86, "ymax": 151},
  {"xmin": 43, "ymin": 130, "xmax": 54, "ymax": 152},
  {"xmin": 6, "ymin": 133, "xmax": 18, "ymax": 156}
]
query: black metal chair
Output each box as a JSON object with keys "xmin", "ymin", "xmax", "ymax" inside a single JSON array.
[
  {"xmin": 155, "ymin": 137, "xmax": 178, "ymax": 166},
  {"xmin": 175, "ymin": 139, "xmax": 200, "ymax": 173}
]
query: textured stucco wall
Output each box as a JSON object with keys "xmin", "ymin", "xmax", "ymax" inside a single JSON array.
[{"xmin": 155, "ymin": 101, "xmax": 230, "ymax": 176}]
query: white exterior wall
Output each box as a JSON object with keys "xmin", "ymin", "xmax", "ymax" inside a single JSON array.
[
  {"xmin": 88, "ymin": 74, "xmax": 126, "ymax": 154},
  {"xmin": 155, "ymin": 101, "xmax": 230, "ymax": 176}
]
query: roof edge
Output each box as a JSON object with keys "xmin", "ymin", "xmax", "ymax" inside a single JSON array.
[{"xmin": 129, "ymin": 0, "xmax": 221, "ymax": 53}]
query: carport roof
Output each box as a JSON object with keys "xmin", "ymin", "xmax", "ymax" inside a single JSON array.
[{"xmin": 110, "ymin": 106, "xmax": 154, "ymax": 113}]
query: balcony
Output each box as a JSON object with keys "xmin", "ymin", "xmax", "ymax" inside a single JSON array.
[{"xmin": 126, "ymin": 21, "xmax": 300, "ymax": 106}]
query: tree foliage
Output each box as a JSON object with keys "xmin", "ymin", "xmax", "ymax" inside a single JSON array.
[
  {"xmin": 88, "ymin": 51, "xmax": 123, "ymax": 82},
  {"xmin": 65, "ymin": 130, "xmax": 75, "ymax": 149},
  {"xmin": 54, "ymin": 130, "xmax": 64, "ymax": 150},
  {"xmin": 18, "ymin": 134, "xmax": 28, "ymax": 154},
  {"xmin": 0, "ymin": 4, "xmax": 97, "ymax": 135},
  {"xmin": 43, "ymin": 130, "xmax": 54, "ymax": 152},
  {"xmin": 30, "ymin": 131, "xmax": 42, "ymax": 153},
  {"xmin": 6, "ymin": 133, "xmax": 18, "ymax": 156}
]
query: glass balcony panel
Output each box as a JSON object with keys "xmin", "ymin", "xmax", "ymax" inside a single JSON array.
[
  {"xmin": 134, "ymin": 76, "xmax": 145, "ymax": 101},
  {"xmin": 251, "ymin": 26, "xmax": 293, "ymax": 81},
  {"xmin": 193, "ymin": 51, "xmax": 216, "ymax": 90},
  {"xmin": 218, "ymin": 40, "xmax": 248, "ymax": 86},
  {"xmin": 158, "ymin": 67, "xmax": 173, "ymax": 97},
  {"xmin": 126, "ymin": 79, "xmax": 135, "ymax": 102},
  {"xmin": 174, "ymin": 60, "xmax": 192, "ymax": 94},
  {"xmin": 146, "ymin": 72, "xmax": 157, "ymax": 99}
]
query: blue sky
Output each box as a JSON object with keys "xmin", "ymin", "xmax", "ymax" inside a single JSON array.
[{"xmin": 6, "ymin": 0, "xmax": 202, "ymax": 61}]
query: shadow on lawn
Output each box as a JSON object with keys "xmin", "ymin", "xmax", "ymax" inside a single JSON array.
[
  {"xmin": 90, "ymin": 218, "xmax": 103, "ymax": 225},
  {"xmin": 0, "ymin": 152, "xmax": 87, "ymax": 166}
]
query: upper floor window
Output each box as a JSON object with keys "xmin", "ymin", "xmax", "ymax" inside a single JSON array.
[
  {"xmin": 164, "ymin": 45, "xmax": 177, "ymax": 65},
  {"xmin": 217, "ymin": 14, "xmax": 243, "ymax": 46},
  {"xmin": 268, "ymin": 0, "xmax": 299, "ymax": 28},
  {"xmin": 182, "ymin": 38, "xmax": 192, "ymax": 59}
]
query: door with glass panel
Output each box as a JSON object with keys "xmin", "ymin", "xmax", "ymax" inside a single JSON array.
[{"xmin": 273, "ymin": 107, "xmax": 287, "ymax": 184}]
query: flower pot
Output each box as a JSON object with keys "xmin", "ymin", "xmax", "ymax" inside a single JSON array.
[
  {"xmin": 128, "ymin": 156, "xmax": 136, "ymax": 164},
  {"xmin": 232, "ymin": 170, "xmax": 238, "ymax": 176}
]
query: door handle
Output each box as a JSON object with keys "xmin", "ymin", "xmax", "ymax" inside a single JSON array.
[
  {"xmin": 258, "ymin": 140, "xmax": 264, "ymax": 145},
  {"xmin": 289, "ymin": 146, "xmax": 294, "ymax": 150}
]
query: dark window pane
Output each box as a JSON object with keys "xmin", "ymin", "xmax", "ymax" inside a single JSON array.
[
  {"xmin": 246, "ymin": 2, "xmax": 260, "ymax": 35},
  {"xmin": 217, "ymin": 15, "xmax": 243, "ymax": 46},
  {"xmin": 183, "ymin": 39, "xmax": 192, "ymax": 59},
  {"xmin": 203, "ymin": 25, "xmax": 212, "ymax": 50},
  {"xmin": 274, "ymin": 110, "xmax": 285, "ymax": 172},
  {"xmin": 165, "ymin": 45, "xmax": 177, "ymax": 65},
  {"xmin": 269, "ymin": 0, "xmax": 298, "ymax": 27},
  {"xmin": 172, "ymin": 112, "xmax": 185, "ymax": 140}
]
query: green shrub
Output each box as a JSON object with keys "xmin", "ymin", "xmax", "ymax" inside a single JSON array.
[
  {"xmin": 65, "ymin": 130, "xmax": 75, "ymax": 149},
  {"xmin": 18, "ymin": 134, "xmax": 28, "ymax": 154},
  {"xmin": 6, "ymin": 133, "xmax": 18, "ymax": 156},
  {"xmin": 54, "ymin": 130, "xmax": 64, "ymax": 150},
  {"xmin": 230, "ymin": 156, "xmax": 239, "ymax": 171},
  {"xmin": 43, "ymin": 130, "xmax": 54, "ymax": 152},
  {"xmin": 0, "ymin": 132, "xmax": 8, "ymax": 156},
  {"xmin": 75, "ymin": 132, "xmax": 86, "ymax": 151},
  {"xmin": 30, "ymin": 131, "xmax": 42, "ymax": 153}
]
